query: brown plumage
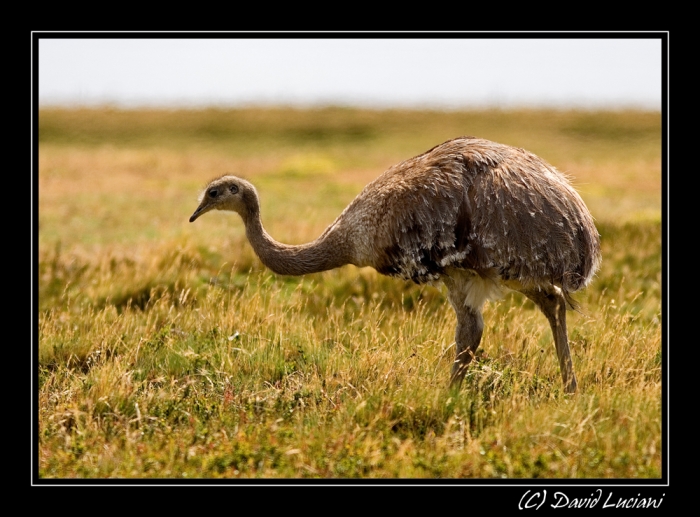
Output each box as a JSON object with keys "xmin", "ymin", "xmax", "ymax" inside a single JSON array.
[{"xmin": 190, "ymin": 136, "xmax": 601, "ymax": 393}]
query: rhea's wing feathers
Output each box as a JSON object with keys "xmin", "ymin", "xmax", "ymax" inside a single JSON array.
[
  {"xmin": 465, "ymin": 144, "xmax": 601, "ymax": 291},
  {"xmin": 350, "ymin": 137, "xmax": 600, "ymax": 290}
]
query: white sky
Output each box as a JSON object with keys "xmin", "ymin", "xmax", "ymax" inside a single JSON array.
[{"xmin": 37, "ymin": 36, "xmax": 664, "ymax": 110}]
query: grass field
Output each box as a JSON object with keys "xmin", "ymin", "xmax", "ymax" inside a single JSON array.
[{"xmin": 36, "ymin": 107, "xmax": 663, "ymax": 479}]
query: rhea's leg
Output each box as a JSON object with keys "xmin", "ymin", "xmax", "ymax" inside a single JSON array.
[
  {"xmin": 449, "ymin": 304, "xmax": 484, "ymax": 388},
  {"xmin": 444, "ymin": 270, "xmax": 493, "ymax": 389},
  {"xmin": 521, "ymin": 285, "xmax": 578, "ymax": 393}
]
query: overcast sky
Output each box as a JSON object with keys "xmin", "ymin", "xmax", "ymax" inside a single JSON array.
[{"xmin": 37, "ymin": 36, "xmax": 664, "ymax": 110}]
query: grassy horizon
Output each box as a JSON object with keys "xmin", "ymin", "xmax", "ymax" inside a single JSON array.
[{"xmin": 37, "ymin": 106, "xmax": 663, "ymax": 479}]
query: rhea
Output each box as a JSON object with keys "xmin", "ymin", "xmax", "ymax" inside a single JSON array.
[{"xmin": 190, "ymin": 137, "xmax": 601, "ymax": 393}]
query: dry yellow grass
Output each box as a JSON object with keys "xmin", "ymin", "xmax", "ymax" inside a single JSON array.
[{"xmin": 37, "ymin": 107, "xmax": 662, "ymax": 480}]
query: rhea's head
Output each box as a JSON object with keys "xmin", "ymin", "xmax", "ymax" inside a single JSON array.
[{"xmin": 189, "ymin": 175, "xmax": 259, "ymax": 223}]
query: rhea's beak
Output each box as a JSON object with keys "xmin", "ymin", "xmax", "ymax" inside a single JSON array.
[{"xmin": 189, "ymin": 202, "xmax": 210, "ymax": 223}]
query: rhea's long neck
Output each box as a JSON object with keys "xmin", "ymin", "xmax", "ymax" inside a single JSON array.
[{"xmin": 243, "ymin": 208, "xmax": 351, "ymax": 276}]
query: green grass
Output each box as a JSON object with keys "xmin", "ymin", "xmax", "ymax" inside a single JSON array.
[{"xmin": 37, "ymin": 107, "xmax": 662, "ymax": 479}]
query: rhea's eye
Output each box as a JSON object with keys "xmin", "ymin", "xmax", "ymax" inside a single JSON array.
[
  {"xmin": 230, "ymin": 185, "xmax": 239, "ymax": 194},
  {"xmin": 208, "ymin": 189, "xmax": 218, "ymax": 198}
]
